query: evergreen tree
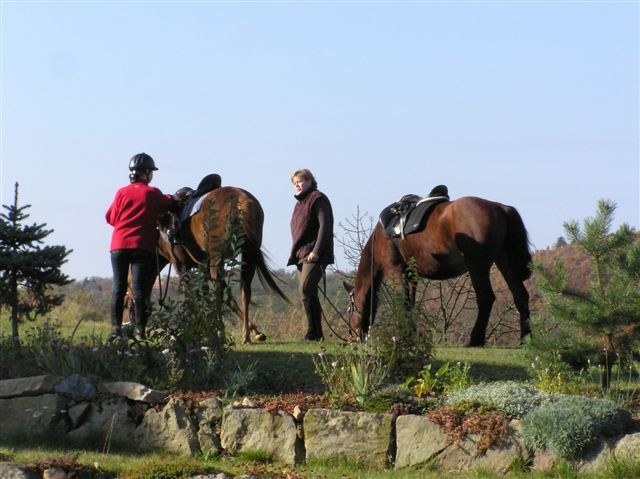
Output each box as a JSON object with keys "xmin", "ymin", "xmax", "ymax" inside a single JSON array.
[
  {"xmin": 532, "ymin": 199, "xmax": 640, "ymax": 388},
  {"xmin": 0, "ymin": 182, "xmax": 72, "ymax": 343}
]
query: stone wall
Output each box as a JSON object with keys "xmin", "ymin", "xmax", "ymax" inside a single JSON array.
[{"xmin": 1, "ymin": 375, "xmax": 638, "ymax": 475}]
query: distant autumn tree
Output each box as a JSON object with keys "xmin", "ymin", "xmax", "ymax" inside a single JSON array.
[
  {"xmin": 532, "ymin": 199, "xmax": 640, "ymax": 388},
  {"xmin": 0, "ymin": 182, "xmax": 72, "ymax": 343}
]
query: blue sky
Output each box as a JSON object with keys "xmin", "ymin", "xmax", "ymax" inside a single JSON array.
[{"xmin": 1, "ymin": 1, "xmax": 638, "ymax": 281}]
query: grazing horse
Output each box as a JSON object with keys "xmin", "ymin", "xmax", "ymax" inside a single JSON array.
[
  {"xmin": 149, "ymin": 186, "xmax": 290, "ymax": 344},
  {"xmin": 344, "ymin": 194, "xmax": 532, "ymax": 347}
]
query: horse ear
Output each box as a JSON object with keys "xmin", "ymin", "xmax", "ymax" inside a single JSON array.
[{"xmin": 343, "ymin": 281, "xmax": 354, "ymax": 293}]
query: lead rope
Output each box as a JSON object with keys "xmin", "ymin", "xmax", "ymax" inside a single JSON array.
[
  {"xmin": 364, "ymin": 229, "xmax": 377, "ymax": 340},
  {"xmin": 317, "ymin": 268, "xmax": 351, "ymax": 342},
  {"xmin": 154, "ymin": 248, "xmax": 172, "ymax": 309}
]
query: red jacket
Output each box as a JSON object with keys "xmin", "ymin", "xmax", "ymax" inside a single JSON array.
[{"xmin": 106, "ymin": 181, "xmax": 174, "ymax": 254}]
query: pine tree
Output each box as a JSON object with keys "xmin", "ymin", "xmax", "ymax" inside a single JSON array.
[
  {"xmin": 532, "ymin": 199, "xmax": 640, "ymax": 388},
  {"xmin": 0, "ymin": 182, "xmax": 72, "ymax": 343}
]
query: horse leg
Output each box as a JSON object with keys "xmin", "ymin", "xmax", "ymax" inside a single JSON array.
[
  {"xmin": 466, "ymin": 266, "xmax": 495, "ymax": 347},
  {"xmin": 496, "ymin": 260, "xmax": 531, "ymax": 343},
  {"xmin": 241, "ymin": 262, "xmax": 267, "ymax": 342}
]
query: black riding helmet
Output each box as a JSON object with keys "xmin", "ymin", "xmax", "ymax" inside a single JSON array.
[{"xmin": 129, "ymin": 152, "xmax": 158, "ymax": 172}]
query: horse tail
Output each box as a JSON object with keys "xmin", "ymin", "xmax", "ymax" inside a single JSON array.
[
  {"xmin": 254, "ymin": 247, "xmax": 291, "ymax": 304},
  {"xmin": 502, "ymin": 205, "xmax": 532, "ymax": 281}
]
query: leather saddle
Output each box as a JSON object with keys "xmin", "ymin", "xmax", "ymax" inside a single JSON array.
[
  {"xmin": 379, "ymin": 185, "xmax": 450, "ymax": 239},
  {"xmin": 163, "ymin": 174, "xmax": 222, "ymax": 245}
]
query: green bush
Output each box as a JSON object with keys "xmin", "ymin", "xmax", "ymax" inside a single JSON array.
[
  {"xmin": 522, "ymin": 395, "xmax": 632, "ymax": 460},
  {"xmin": 445, "ymin": 380, "xmax": 552, "ymax": 419},
  {"xmin": 148, "ymin": 266, "xmax": 234, "ymax": 389}
]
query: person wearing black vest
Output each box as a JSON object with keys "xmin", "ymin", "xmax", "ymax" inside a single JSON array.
[{"xmin": 287, "ymin": 169, "xmax": 334, "ymax": 341}]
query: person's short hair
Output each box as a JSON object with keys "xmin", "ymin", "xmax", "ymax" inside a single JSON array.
[{"xmin": 291, "ymin": 168, "xmax": 318, "ymax": 189}]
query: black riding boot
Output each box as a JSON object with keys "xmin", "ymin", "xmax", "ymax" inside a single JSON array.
[
  {"xmin": 133, "ymin": 300, "xmax": 148, "ymax": 341},
  {"xmin": 135, "ymin": 321, "xmax": 147, "ymax": 341},
  {"xmin": 303, "ymin": 296, "xmax": 324, "ymax": 341},
  {"xmin": 109, "ymin": 323, "xmax": 122, "ymax": 340},
  {"xmin": 109, "ymin": 297, "xmax": 123, "ymax": 340}
]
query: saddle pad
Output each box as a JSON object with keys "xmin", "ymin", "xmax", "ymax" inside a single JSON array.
[{"xmin": 179, "ymin": 193, "xmax": 207, "ymax": 224}]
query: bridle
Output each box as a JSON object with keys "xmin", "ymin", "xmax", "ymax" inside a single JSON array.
[{"xmin": 347, "ymin": 288, "xmax": 359, "ymax": 316}]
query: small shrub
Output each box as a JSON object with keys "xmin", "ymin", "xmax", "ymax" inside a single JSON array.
[
  {"xmin": 313, "ymin": 342, "xmax": 392, "ymax": 408},
  {"xmin": 403, "ymin": 361, "xmax": 471, "ymax": 398},
  {"xmin": 530, "ymin": 351, "xmax": 582, "ymax": 394},
  {"xmin": 0, "ymin": 333, "xmax": 39, "ymax": 378},
  {"xmin": 220, "ymin": 360, "xmax": 259, "ymax": 397},
  {"xmin": 522, "ymin": 395, "xmax": 632, "ymax": 460},
  {"xmin": 371, "ymin": 275, "xmax": 436, "ymax": 379},
  {"xmin": 445, "ymin": 380, "xmax": 552, "ymax": 419}
]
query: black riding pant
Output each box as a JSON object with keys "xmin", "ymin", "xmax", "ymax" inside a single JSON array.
[{"xmin": 110, "ymin": 249, "xmax": 156, "ymax": 333}]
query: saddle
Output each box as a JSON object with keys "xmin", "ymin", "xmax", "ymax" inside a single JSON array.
[
  {"xmin": 165, "ymin": 174, "xmax": 222, "ymax": 244},
  {"xmin": 379, "ymin": 185, "xmax": 450, "ymax": 239}
]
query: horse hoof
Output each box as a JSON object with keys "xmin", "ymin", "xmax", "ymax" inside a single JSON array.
[
  {"xmin": 254, "ymin": 333, "xmax": 267, "ymax": 342},
  {"xmin": 464, "ymin": 341, "xmax": 485, "ymax": 348}
]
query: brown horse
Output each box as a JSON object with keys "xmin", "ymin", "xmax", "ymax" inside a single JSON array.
[
  {"xmin": 344, "ymin": 195, "xmax": 532, "ymax": 347},
  {"xmin": 153, "ymin": 186, "xmax": 290, "ymax": 344}
]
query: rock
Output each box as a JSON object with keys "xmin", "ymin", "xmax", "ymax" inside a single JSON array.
[
  {"xmin": 220, "ymin": 408, "xmax": 301, "ymax": 465},
  {"xmin": 614, "ymin": 431, "xmax": 640, "ymax": 460},
  {"xmin": 66, "ymin": 397, "xmax": 136, "ymax": 448},
  {"xmin": 0, "ymin": 463, "xmax": 40, "ymax": 479},
  {"xmin": 67, "ymin": 402, "xmax": 91, "ymax": 428},
  {"xmin": 134, "ymin": 398, "xmax": 200, "ymax": 455},
  {"xmin": 43, "ymin": 466, "xmax": 67, "ymax": 479},
  {"xmin": 435, "ymin": 420, "xmax": 529, "ymax": 474},
  {"xmin": 100, "ymin": 381, "xmax": 168, "ymax": 405},
  {"xmin": 292, "ymin": 405, "xmax": 303, "ymax": 421},
  {"xmin": 195, "ymin": 397, "xmax": 224, "ymax": 456},
  {"xmin": 0, "ymin": 394, "xmax": 67, "ymax": 436},
  {"xmin": 395, "ymin": 415, "xmax": 529, "ymax": 474},
  {"xmin": 54, "ymin": 374, "xmax": 96, "ymax": 401},
  {"xmin": 303, "ymin": 408, "xmax": 393, "ymax": 468},
  {"xmin": 0, "ymin": 375, "xmax": 62, "ymax": 399},
  {"xmin": 394, "ymin": 414, "xmax": 451, "ymax": 469},
  {"xmin": 532, "ymin": 450, "xmax": 555, "ymax": 471}
]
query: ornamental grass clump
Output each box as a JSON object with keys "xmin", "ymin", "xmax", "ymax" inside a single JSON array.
[
  {"xmin": 522, "ymin": 395, "xmax": 632, "ymax": 460},
  {"xmin": 445, "ymin": 380, "xmax": 553, "ymax": 419}
]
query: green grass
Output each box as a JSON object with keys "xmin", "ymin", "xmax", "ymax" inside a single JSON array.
[
  {"xmin": 3, "ymin": 446, "xmax": 638, "ymax": 479},
  {"xmin": 435, "ymin": 346, "xmax": 531, "ymax": 382}
]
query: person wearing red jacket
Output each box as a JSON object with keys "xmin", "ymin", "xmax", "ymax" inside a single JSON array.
[{"xmin": 105, "ymin": 152, "xmax": 175, "ymax": 341}]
